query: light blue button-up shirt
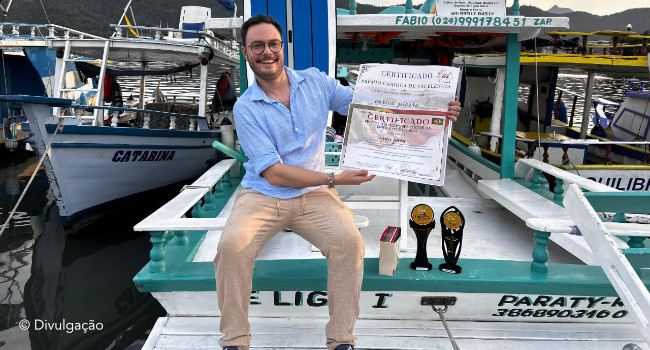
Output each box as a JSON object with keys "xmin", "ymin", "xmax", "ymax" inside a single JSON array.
[{"xmin": 233, "ymin": 67, "xmax": 353, "ymax": 199}]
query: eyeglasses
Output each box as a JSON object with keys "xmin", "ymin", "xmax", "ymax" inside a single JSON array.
[{"xmin": 247, "ymin": 40, "xmax": 284, "ymax": 55}]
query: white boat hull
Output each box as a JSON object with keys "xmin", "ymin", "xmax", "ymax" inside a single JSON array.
[{"xmin": 22, "ymin": 102, "xmax": 219, "ymax": 221}]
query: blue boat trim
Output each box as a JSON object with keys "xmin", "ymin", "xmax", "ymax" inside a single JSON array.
[
  {"xmin": 51, "ymin": 143, "xmax": 215, "ymax": 149},
  {"xmin": 0, "ymin": 94, "xmax": 73, "ymax": 107},
  {"xmin": 45, "ymin": 124, "xmax": 220, "ymax": 138}
]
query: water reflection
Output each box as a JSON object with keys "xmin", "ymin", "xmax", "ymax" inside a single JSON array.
[
  {"xmin": 0, "ymin": 152, "xmax": 166, "ymax": 350},
  {"xmin": 555, "ymin": 69, "xmax": 642, "ymax": 128}
]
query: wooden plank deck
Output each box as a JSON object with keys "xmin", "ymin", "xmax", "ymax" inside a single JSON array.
[{"xmin": 143, "ymin": 316, "xmax": 649, "ymax": 350}]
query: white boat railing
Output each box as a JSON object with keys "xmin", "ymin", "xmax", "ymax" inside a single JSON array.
[
  {"xmin": 0, "ymin": 22, "xmax": 47, "ymax": 37},
  {"xmin": 67, "ymin": 104, "xmax": 208, "ymax": 131},
  {"xmin": 133, "ymin": 157, "xmax": 241, "ymax": 273},
  {"xmin": 564, "ymin": 184, "xmax": 650, "ymax": 345},
  {"xmin": 479, "ymin": 158, "xmax": 650, "ymax": 268},
  {"xmin": 45, "ymin": 24, "xmax": 105, "ymax": 40},
  {"xmin": 109, "ymin": 24, "xmax": 239, "ymax": 60}
]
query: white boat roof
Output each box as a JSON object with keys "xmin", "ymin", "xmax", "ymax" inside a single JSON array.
[
  {"xmin": 47, "ymin": 37, "xmax": 239, "ymax": 66},
  {"xmin": 336, "ymin": 14, "xmax": 570, "ymax": 41}
]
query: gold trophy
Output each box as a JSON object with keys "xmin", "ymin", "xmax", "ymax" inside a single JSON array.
[
  {"xmin": 409, "ymin": 204, "xmax": 436, "ymax": 270},
  {"xmin": 439, "ymin": 206, "xmax": 465, "ymax": 274}
]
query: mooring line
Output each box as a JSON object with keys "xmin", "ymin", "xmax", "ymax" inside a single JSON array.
[{"xmin": 0, "ymin": 117, "xmax": 64, "ymax": 237}]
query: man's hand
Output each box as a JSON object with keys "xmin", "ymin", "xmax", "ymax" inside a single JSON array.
[
  {"xmin": 334, "ymin": 170, "xmax": 376, "ymax": 185},
  {"xmin": 446, "ymin": 100, "xmax": 462, "ymax": 122}
]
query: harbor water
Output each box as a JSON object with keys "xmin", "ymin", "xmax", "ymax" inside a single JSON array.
[{"xmin": 0, "ymin": 68, "xmax": 640, "ymax": 349}]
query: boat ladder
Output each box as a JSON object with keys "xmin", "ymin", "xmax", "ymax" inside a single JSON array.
[
  {"xmin": 53, "ymin": 39, "xmax": 110, "ymax": 126},
  {"xmin": 564, "ymin": 184, "xmax": 650, "ymax": 345}
]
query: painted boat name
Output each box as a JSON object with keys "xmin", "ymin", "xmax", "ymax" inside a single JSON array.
[
  {"xmin": 250, "ymin": 291, "xmax": 391, "ymax": 308},
  {"xmin": 587, "ymin": 176, "xmax": 650, "ymax": 191},
  {"xmin": 111, "ymin": 150, "xmax": 175, "ymax": 162},
  {"xmin": 494, "ymin": 294, "xmax": 628, "ymax": 319}
]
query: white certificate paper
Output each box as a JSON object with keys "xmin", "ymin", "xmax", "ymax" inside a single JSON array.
[{"xmin": 340, "ymin": 64, "xmax": 460, "ymax": 186}]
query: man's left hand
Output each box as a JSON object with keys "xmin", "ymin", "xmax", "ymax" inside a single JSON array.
[{"xmin": 446, "ymin": 100, "xmax": 462, "ymax": 122}]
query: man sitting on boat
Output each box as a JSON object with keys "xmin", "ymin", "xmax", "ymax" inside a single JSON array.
[{"xmin": 214, "ymin": 14, "xmax": 462, "ymax": 350}]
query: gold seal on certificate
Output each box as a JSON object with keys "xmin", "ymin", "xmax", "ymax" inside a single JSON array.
[{"xmin": 340, "ymin": 64, "xmax": 460, "ymax": 186}]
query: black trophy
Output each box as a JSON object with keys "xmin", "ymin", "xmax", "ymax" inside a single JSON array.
[
  {"xmin": 409, "ymin": 204, "xmax": 436, "ymax": 270},
  {"xmin": 439, "ymin": 206, "xmax": 465, "ymax": 274}
]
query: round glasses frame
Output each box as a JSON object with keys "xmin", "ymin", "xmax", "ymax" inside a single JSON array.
[{"xmin": 247, "ymin": 40, "xmax": 284, "ymax": 55}]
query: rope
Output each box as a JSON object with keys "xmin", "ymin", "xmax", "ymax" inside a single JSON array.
[
  {"xmin": 1, "ymin": 49, "xmax": 10, "ymax": 118},
  {"xmin": 0, "ymin": 117, "xmax": 64, "ymax": 238},
  {"xmin": 38, "ymin": 0, "xmax": 51, "ymax": 24},
  {"xmin": 432, "ymin": 303, "xmax": 460, "ymax": 350}
]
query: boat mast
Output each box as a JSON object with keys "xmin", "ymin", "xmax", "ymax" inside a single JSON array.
[
  {"xmin": 500, "ymin": 0, "xmax": 521, "ymax": 179},
  {"xmin": 580, "ymin": 71, "xmax": 596, "ymax": 139},
  {"xmin": 0, "ymin": 0, "xmax": 13, "ymax": 21},
  {"xmin": 117, "ymin": 0, "xmax": 135, "ymax": 26}
]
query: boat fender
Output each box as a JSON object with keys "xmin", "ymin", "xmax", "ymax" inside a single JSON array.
[{"xmin": 468, "ymin": 141, "xmax": 481, "ymax": 155}]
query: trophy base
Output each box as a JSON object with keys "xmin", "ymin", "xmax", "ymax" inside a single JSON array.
[
  {"xmin": 439, "ymin": 263, "xmax": 462, "ymax": 274},
  {"xmin": 410, "ymin": 261, "xmax": 433, "ymax": 271}
]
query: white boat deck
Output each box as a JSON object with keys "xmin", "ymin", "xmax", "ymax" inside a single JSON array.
[
  {"xmin": 144, "ymin": 316, "xmax": 649, "ymax": 350},
  {"xmin": 194, "ymin": 175, "xmax": 582, "ymax": 264}
]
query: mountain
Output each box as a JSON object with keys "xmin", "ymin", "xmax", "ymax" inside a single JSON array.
[
  {"xmin": 513, "ymin": 5, "xmax": 650, "ymax": 35},
  {"xmin": 547, "ymin": 5, "xmax": 574, "ymax": 14}
]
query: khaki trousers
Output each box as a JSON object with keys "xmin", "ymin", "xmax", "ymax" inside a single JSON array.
[{"xmin": 214, "ymin": 187, "xmax": 364, "ymax": 350}]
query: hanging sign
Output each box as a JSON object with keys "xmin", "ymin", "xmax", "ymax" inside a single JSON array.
[{"xmin": 436, "ymin": 0, "xmax": 506, "ymax": 17}]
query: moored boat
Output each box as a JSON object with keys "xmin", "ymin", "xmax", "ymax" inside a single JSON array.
[
  {"xmin": 0, "ymin": 4, "xmax": 240, "ymax": 223},
  {"xmin": 132, "ymin": 1, "xmax": 650, "ymax": 349}
]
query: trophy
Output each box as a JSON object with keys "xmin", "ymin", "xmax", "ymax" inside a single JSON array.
[
  {"xmin": 409, "ymin": 204, "xmax": 436, "ymax": 270},
  {"xmin": 439, "ymin": 206, "xmax": 465, "ymax": 274}
]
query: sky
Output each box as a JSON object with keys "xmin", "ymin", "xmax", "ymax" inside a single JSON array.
[{"xmin": 355, "ymin": 0, "xmax": 649, "ymax": 16}]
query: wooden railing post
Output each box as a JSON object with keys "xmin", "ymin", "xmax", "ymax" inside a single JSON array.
[
  {"xmin": 532, "ymin": 230, "xmax": 551, "ymax": 273},
  {"xmin": 553, "ymin": 178, "xmax": 564, "ymax": 202},
  {"xmin": 149, "ymin": 231, "xmax": 166, "ymax": 272},
  {"xmin": 532, "ymin": 169, "xmax": 542, "ymax": 192}
]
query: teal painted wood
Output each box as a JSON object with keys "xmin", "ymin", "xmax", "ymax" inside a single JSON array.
[
  {"xmin": 628, "ymin": 237, "xmax": 647, "ymax": 249},
  {"xmin": 203, "ymin": 188, "xmax": 217, "ymax": 212},
  {"xmin": 191, "ymin": 200, "xmax": 205, "ymax": 218},
  {"xmin": 553, "ymin": 178, "xmax": 564, "ymax": 203},
  {"xmin": 174, "ymin": 230, "xmax": 189, "ymax": 246},
  {"xmin": 531, "ymin": 169, "xmax": 541, "ymax": 191},
  {"xmin": 145, "ymin": 177, "xmax": 241, "ymax": 273},
  {"xmin": 239, "ymin": 43, "xmax": 248, "ymax": 94},
  {"xmin": 350, "ymin": 0, "xmax": 357, "ymax": 15},
  {"xmin": 512, "ymin": 0, "xmax": 520, "ymax": 15},
  {"xmin": 223, "ymin": 172, "xmax": 232, "ymax": 188},
  {"xmin": 405, "ymin": 0, "xmax": 413, "ymax": 13},
  {"xmin": 214, "ymin": 180, "xmax": 225, "ymax": 199},
  {"xmin": 448, "ymin": 137, "xmax": 501, "ymax": 173},
  {"xmin": 612, "ymin": 212, "xmax": 646, "ymax": 249},
  {"xmin": 134, "ymin": 256, "xmax": 649, "ymax": 296},
  {"xmin": 583, "ymin": 192, "xmax": 650, "ymax": 213},
  {"xmin": 500, "ymin": 34, "xmax": 521, "ymax": 179},
  {"xmin": 150, "ymin": 231, "xmax": 167, "ymax": 273},
  {"xmin": 531, "ymin": 230, "xmax": 551, "ymax": 274}
]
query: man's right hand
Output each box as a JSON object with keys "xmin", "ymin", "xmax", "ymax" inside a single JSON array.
[{"xmin": 334, "ymin": 170, "xmax": 376, "ymax": 186}]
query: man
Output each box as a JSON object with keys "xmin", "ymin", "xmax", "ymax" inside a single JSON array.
[{"xmin": 214, "ymin": 14, "xmax": 461, "ymax": 350}]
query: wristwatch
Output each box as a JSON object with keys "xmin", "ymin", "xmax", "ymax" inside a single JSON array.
[{"xmin": 327, "ymin": 172, "xmax": 335, "ymax": 188}]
